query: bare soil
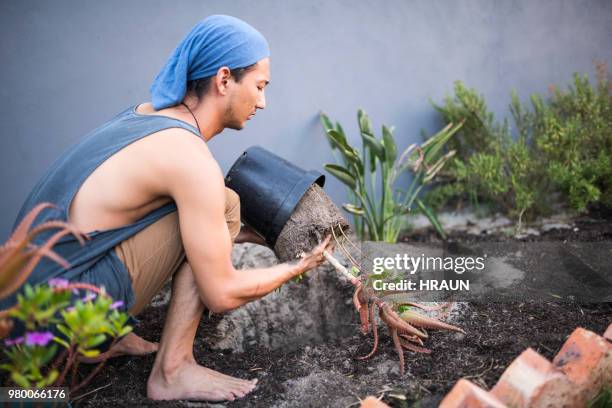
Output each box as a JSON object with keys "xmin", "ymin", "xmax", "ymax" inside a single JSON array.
[
  {"xmin": 72, "ymin": 300, "xmax": 610, "ymax": 407},
  {"xmin": 404, "ymin": 214, "xmax": 612, "ymax": 244}
]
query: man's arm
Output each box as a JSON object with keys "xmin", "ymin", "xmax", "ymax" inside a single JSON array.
[{"xmin": 160, "ymin": 134, "xmax": 330, "ymax": 313}]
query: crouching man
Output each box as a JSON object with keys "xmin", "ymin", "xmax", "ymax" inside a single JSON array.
[{"xmin": 5, "ymin": 15, "xmax": 333, "ymax": 402}]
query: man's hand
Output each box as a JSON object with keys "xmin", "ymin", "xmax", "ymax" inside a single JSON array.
[{"xmin": 293, "ymin": 235, "xmax": 335, "ymax": 277}]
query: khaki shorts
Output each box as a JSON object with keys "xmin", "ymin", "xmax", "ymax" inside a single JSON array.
[{"xmin": 114, "ymin": 187, "xmax": 241, "ymax": 316}]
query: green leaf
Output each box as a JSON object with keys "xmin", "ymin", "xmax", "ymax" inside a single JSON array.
[
  {"xmin": 41, "ymin": 344, "xmax": 58, "ymax": 365},
  {"xmin": 397, "ymin": 305, "xmax": 412, "ymax": 313},
  {"xmin": 416, "ymin": 199, "xmax": 446, "ymax": 239},
  {"xmin": 423, "ymin": 151, "xmax": 455, "ymax": 183},
  {"xmin": 361, "ymin": 131, "xmax": 385, "ymax": 161},
  {"xmin": 45, "ymin": 369, "xmax": 59, "ymax": 386},
  {"xmin": 82, "ymin": 334, "xmax": 107, "ymax": 348},
  {"xmin": 53, "ymin": 336, "xmax": 70, "ymax": 349},
  {"xmin": 118, "ymin": 326, "xmax": 133, "ymax": 337},
  {"xmin": 422, "ymin": 122, "xmax": 463, "ymax": 165},
  {"xmin": 368, "ymin": 147, "xmax": 377, "ymax": 174},
  {"xmin": 327, "ymin": 130, "xmax": 363, "ymax": 173},
  {"xmin": 56, "ymin": 324, "xmax": 73, "ymax": 340},
  {"xmin": 342, "ymin": 203, "xmax": 365, "ymax": 215},
  {"xmin": 357, "ymin": 109, "xmax": 373, "ymax": 135},
  {"xmin": 325, "ymin": 164, "xmax": 357, "ymax": 190},
  {"xmin": 335, "ymin": 122, "xmax": 347, "ymax": 139},
  {"xmin": 382, "ymin": 125, "xmax": 397, "ymax": 165},
  {"xmin": 11, "ymin": 371, "xmax": 31, "ymax": 388},
  {"xmin": 358, "ymin": 110, "xmax": 385, "ymax": 161},
  {"xmin": 35, "ymin": 306, "xmax": 60, "ymax": 321},
  {"xmin": 326, "ymin": 129, "xmax": 349, "ymax": 151},
  {"xmin": 78, "ymin": 348, "xmax": 100, "ymax": 358},
  {"xmin": 40, "ymin": 369, "xmax": 60, "ymax": 387},
  {"xmin": 320, "ymin": 113, "xmax": 333, "ymax": 133}
]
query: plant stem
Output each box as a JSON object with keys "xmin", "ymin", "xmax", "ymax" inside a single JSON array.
[
  {"xmin": 71, "ymin": 358, "xmax": 80, "ymax": 389},
  {"xmin": 55, "ymin": 345, "xmax": 74, "ymax": 386},
  {"xmin": 71, "ymin": 338, "xmax": 118, "ymax": 395},
  {"xmin": 50, "ymin": 348, "xmax": 68, "ymax": 372},
  {"xmin": 322, "ymin": 251, "xmax": 360, "ymax": 286}
]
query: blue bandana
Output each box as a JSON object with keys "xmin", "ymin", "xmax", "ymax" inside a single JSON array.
[{"xmin": 150, "ymin": 15, "xmax": 270, "ymax": 110}]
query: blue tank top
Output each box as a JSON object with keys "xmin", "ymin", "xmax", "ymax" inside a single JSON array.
[{"xmin": 0, "ymin": 105, "xmax": 201, "ymax": 311}]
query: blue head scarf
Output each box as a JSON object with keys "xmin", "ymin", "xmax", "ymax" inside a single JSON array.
[{"xmin": 150, "ymin": 15, "xmax": 270, "ymax": 110}]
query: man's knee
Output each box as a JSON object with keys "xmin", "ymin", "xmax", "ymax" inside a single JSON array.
[{"xmin": 224, "ymin": 187, "xmax": 241, "ymax": 241}]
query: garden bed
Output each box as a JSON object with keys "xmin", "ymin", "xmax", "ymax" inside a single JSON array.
[
  {"xmin": 71, "ymin": 211, "xmax": 611, "ymax": 407},
  {"xmin": 74, "ymin": 301, "xmax": 610, "ymax": 407}
]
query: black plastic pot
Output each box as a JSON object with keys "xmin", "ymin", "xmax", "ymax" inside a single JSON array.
[{"xmin": 225, "ymin": 146, "xmax": 325, "ymax": 247}]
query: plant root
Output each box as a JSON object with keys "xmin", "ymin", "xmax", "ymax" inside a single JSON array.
[{"xmin": 324, "ymin": 250, "xmax": 464, "ymax": 375}]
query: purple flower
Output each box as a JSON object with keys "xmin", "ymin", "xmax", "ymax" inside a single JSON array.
[
  {"xmin": 81, "ymin": 292, "xmax": 97, "ymax": 303},
  {"xmin": 25, "ymin": 331, "xmax": 54, "ymax": 347},
  {"xmin": 110, "ymin": 300, "xmax": 124, "ymax": 310},
  {"xmin": 48, "ymin": 278, "xmax": 69, "ymax": 288},
  {"xmin": 4, "ymin": 336, "xmax": 24, "ymax": 346}
]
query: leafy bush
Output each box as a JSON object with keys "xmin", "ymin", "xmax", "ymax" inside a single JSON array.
[
  {"xmin": 3, "ymin": 281, "xmax": 130, "ymax": 391},
  {"xmin": 321, "ymin": 110, "xmax": 462, "ymax": 242},
  {"xmin": 0, "ymin": 203, "xmax": 132, "ymax": 394},
  {"xmin": 529, "ymin": 64, "xmax": 612, "ymax": 212},
  {"xmin": 426, "ymin": 63, "xmax": 612, "ymax": 222},
  {"xmin": 426, "ymin": 82, "xmax": 551, "ymax": 224}
]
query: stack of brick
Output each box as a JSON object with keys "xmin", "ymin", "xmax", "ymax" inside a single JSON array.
[{"xmin": 438, "ymin": 324, "xmax": 612, "ymax": 408}]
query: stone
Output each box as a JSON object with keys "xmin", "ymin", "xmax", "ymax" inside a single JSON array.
[
  {"xmin": 553, "ymin": 327, "xmax": 612, "ymax": 401},
  {"xmin": 491, "ymin": 348, "xmax": 579, "ymax": 408},
  {"xmin": 440, "ymin": 379, "xmax": 506, "ymax": 408}
]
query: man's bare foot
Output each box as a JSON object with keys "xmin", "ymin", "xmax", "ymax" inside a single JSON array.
[
  {"xmin": 147, "ymin": 359, "xmax": 257, "ymax": 401},
  {"xmin": 79, "ymin": 332, "xmax": 159, "ymax": 363}
]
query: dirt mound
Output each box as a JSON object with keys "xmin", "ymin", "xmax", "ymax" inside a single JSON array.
[
  {"xmin": 274, "ymin": 184, "xmax": 349, "ymax": 262},
  {"xmin": 211, "ymin": 243, "xmax": 356, "ymax": 352}
]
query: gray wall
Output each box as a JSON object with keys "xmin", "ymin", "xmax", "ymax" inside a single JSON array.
[{"xmin": 1, "ymin": 0, "xmax": 610, "ymax": 238}]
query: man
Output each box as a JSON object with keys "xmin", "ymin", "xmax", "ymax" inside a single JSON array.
[{"xmin": 7, "ymin": 15, "xmax": 333, "ymax": 401}]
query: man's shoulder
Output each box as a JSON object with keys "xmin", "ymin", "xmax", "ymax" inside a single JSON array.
[
  {"xmin": 142, "ymin": 127, "xmax": 214, "ymax": 167},
  {"xmin": 141, "ymin": 128, "xmax": 224, "ymax": 190}
]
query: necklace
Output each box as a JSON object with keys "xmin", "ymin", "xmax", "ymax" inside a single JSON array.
[{"xmin": 180, "ymin": 102, "xmax": 201, "ymax": 136}]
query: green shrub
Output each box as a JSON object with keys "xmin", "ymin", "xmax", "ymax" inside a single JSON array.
[
  {"xmin": 426, "ymin": 63, "xmax": 612, "ymax": 222},
  {"xmin": 427, "ymin": 82, "xmax": 551, "ymax": 224},
  {"xmin": 530, "ymin": 66, "xmax": 612, "ymax": 212},
  {"xmin": 2, "ymin": 281, "xmax": 131, "ymax": 391}
]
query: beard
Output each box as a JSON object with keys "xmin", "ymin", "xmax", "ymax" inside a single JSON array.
[
  {"xmin": 223, "ymin": 97, "xmax": 246, "ymax": 130},
  {"xmin": 225, "ymin": 120, "xmax": 245, "ymax": 131}
]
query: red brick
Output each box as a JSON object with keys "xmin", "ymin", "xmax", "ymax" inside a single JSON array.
[
  {"xmin": 439, "ymin": 379, "xmax": 506, "ymax": 408},
  {"xmin": 359, "ymin": 396, "xmax": 390, "ymax": 408},
  {"xmin": 604, "ymin": 323, "xmax": 612, "ymax": 342},
  {"xmin": 491, "ymin": 348, "xmax": 579, "ymax": 408},
  {"xmin": 553, "ymin": 327, "xmax": 612, "ymax": 401}
]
